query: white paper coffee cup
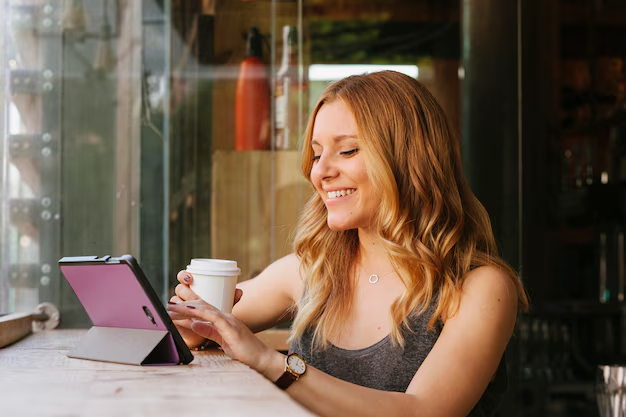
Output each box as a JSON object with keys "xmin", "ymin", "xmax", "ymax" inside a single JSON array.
[{"xmin": 186, "ymin": 259, "xmax": 241, "ymax": 314}]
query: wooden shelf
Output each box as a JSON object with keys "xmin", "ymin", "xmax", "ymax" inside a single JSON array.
[{"xmin": 304, "ymin": 1, "xmax": 458, "ymax": 22}]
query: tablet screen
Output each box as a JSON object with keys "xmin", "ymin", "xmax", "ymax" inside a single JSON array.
[{"xmin": 59, "ymin": 255, "xmax": 194, "ymax": 365}]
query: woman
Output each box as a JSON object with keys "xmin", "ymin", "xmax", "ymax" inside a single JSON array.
[{"xmin": 168, "ymin": 70, "xmax": 529, "ymax": 417}]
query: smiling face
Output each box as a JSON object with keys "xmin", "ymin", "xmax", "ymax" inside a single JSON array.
[{"xmin": 309, "ymin": 99, "xmax": 380, "ymax": 232}]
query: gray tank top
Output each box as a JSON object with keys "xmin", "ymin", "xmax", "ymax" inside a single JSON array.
[{"xmin": 289, "ymin": 304, "xmax": 508, "ymax": 417}]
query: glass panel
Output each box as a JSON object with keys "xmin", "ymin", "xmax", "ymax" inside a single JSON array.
[
  {"xmin": 167, "ymin": 1, "xmax": 311, "ymax": 287},
  {"xmin": 1, "ymin": 0, "xmax": 66, "ymax": 314},
  {"xmin": 0, "ymin": 0, "xmax": 170, "ymax": 326}
]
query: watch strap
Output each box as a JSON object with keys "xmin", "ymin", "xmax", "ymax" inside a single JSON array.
[{"xmin": 274, "ymin": 369, "xmax": 299, "ymax": 390}]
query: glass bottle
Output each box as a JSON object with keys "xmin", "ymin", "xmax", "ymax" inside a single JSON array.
[{"xmin": 274, "ymin": 25, "xmax": 302, "ymax": 150}]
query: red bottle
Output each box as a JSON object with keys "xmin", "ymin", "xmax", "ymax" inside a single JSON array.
[{"xmin": 235, "ymin": 27, "xmax": 270, "ymax": 151}]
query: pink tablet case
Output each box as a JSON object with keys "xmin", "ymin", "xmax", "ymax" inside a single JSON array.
[{"xmin": 60, "ymin": 262, "xmax": 181, "ymax": 365}]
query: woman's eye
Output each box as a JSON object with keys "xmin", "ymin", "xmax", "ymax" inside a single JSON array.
[
  {"xmin": 311, "ymin": 155, "xmax": 321, "ymax": 162},
  {"xmin": 341, "ymin": 148, "xmax": 359, "ymax": 156}
]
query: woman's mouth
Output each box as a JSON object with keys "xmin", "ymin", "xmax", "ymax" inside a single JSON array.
[{"xmin": 327, "ymin": 189, "xmax": 356, "ymax": 200}]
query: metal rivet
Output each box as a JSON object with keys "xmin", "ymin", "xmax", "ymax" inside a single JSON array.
[{"xmin": 19, "ymin": 235, "xmax": 31, "ymax": 247}]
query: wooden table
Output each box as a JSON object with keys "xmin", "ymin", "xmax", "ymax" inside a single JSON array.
[{"xmin": 0, "ymin": 330, "xmax": 315, "ymax": 417}]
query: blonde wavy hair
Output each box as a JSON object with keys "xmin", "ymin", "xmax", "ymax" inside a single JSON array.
[{"xmin": 290, "ymin": 70, "xmax": 529, "ymax": 350}]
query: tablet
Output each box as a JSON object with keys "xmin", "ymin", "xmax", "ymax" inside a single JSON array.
[{"xmin": 59, "ymin": 254, "xmax": 194, "ymax": 365}]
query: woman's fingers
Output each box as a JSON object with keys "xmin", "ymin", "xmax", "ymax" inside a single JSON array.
[
  {"xmin": 177, "ymin": 270, "xmax": 193, "ymax": 285},
  {"xmin": 168, "ymin": 299, "xmax": 278, "ymax": 373},
  {"xmin": 169, "ymin": 287, "xmax": 216, "ymax": 349},
  {"xmin": 168, "ymin": 302, "xmax": 230, "ymax": 348},
  {"xmin": 168, "ymin": 300, "xmax": 213, "ymax": 322},
  {"xmin": 190, "ymin": 321, "xmax": 225, "ymax": 346},
  {"xmin": 169, "ymin": 311, "xmax": 192, "ymax": 321},
  {"xmin": 169, "ymin": 297, "xmax": 193, "ymax": 328},
  {"xmin": 174, "ymin": 283, "xmax": 200, "ymax": 301},
  {"xmin": 168, "ymin": 300, "xmax": 222, "ymax": 323},
  {"xmin": 173, "ymin": 271, "xmax": 198, "ymax": 305}
]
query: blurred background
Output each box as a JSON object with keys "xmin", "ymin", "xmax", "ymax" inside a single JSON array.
[{"xmin": 2, "ymin": 0, "xmax": 626, "ymax": 415}]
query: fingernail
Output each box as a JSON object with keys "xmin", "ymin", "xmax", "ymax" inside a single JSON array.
[
  {"xmin": 167, "ymin": 301, "xmax": 177, "ymax": 305},
  {"xmin": 186, "ymin": 305, "xmax": 196, "ymax": 310},
  {"xmin": 183, "ymin": 274, "xmax": 192, "ymax": 283}
]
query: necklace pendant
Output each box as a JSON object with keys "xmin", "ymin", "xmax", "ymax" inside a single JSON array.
[{"xmin": 368, "ymin": 274, "xmax": 379, "ymax": 284}]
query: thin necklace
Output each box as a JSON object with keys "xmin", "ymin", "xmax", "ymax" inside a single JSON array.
[{"xmin": 362, "ymin": 267, "xmax": 397, "ymax": 284}]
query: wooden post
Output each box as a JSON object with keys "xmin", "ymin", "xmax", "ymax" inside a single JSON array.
[
  {"xmin": 114, "ymin": 0, "xmax": 142, "ymax": 257},
  {"xmin": 461, "ymin": 0, "xmax": 520, "ymax": 267},
  {"xmin": 461, "ymin": 1, "xmax": 521, "ymax": 415}
]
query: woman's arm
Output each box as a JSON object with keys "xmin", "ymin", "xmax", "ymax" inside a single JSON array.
[
  {"xmin": 233, "ymin": 253, "xmax": 303, "ymax": 333},
  {"xmin": 169, "ymin": 265, "xmax": 518, "ymax": 417},
  {"xmin": 170, "ymin": 253, "xmax": 302, "ymax": 346},
  {"xmin": 402, "ymin": 265, "xmax": 519, "ymax": 415}
]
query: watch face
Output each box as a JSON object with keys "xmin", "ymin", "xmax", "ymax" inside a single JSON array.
[{"xmin": 287, "ymin": 354, "xmax": 306, "ymax": 375}]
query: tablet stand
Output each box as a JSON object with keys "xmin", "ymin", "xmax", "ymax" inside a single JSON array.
[{"xmin": 68, "ymin": 326, "xmax": 180, "ymax": 365}]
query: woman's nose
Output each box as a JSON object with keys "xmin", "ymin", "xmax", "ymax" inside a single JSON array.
[{"xmin": 313, "ymin": 153, "xmax": 339, "ymax": 180}]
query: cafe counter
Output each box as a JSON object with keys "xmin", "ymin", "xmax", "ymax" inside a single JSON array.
[{"xmin": 0, "ymin": 329, "xmax": 315, "ymax": 417}]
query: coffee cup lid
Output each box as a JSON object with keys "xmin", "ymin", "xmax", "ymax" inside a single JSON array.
[{"xmin": 186, "ymin": 258, "xmax": 241, "ymax": 276}]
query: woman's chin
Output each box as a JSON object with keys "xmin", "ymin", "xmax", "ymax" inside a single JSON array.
[{"xmin": 326, "ymin": 219, "xmax": 356, "ymax": 232}]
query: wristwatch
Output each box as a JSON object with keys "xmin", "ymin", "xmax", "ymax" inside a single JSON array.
[{"xmin": 274, "ymin": 352, "xmax": 306, "ymax": 390}]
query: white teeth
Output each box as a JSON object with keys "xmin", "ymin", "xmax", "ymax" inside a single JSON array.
[{"xmin": 327, "ymin": 189, "xmax": 355, "ymax": 199}]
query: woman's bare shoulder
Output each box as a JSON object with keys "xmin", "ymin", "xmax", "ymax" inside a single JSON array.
[{"xmin": 459, "ymin": 264, "xmax": 519, "ymax": 317}]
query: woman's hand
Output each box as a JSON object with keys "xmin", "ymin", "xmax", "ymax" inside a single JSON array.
[
  {"xmin": 167, "ymin": 298, "xmax": 283, "ymax": 376},
  {"xmin": 169, "ymin": 270, "xmax": 243, "ymax": 348}
]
